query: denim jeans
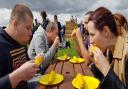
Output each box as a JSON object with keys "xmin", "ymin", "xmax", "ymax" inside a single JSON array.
[{"xmin": 27, "ymin": 81, "xmax": 38, "ymax": 89}]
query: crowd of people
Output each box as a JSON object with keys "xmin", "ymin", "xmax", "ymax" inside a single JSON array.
[{"xmin": 0, "ymin": 3, "xmax": 128, "ymax": 89}]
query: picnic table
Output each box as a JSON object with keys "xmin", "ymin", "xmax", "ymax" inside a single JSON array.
[{"xmin": 36, "ymin": 59, "xmax": 95, "ymax": 89}]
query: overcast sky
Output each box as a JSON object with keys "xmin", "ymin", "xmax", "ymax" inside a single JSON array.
[{"xmin": 0, "ymin": 0, "xmax": 128, "ymax": 26}]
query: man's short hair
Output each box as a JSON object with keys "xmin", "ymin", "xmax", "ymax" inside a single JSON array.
[
  {"xmin": 46, "ymin": 22, "xmax": 58, "ymax": 32},
  {"xmin": 85, "ymin": 11, "xmax": 93, "ymax": 15},
  {"xmin": 10, "ymin": 4, "xmax": 33, "ymax": 23},
  {"xmin": 41, "ymin": 11, "xmax": 47, "ymax": 18},
  {"xmin": 54, "ymin": 15, "xmax": 57, "ymax": 19}
]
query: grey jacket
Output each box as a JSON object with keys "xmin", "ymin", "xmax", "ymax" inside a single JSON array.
[{"xmin": 28, "ymin": 25, "xmax": 57, "ymax": 73}]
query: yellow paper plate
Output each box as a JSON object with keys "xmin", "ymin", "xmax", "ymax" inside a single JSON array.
[
  {"xmin": 39, "ymin": 73, "xmax": 64, "ymax": 85},
  {"xmin": 57, "ymin": 56, "xmax": 70, "ymax": 61},
  {"xmin": 69, "ymin": 58, "xmax": 85, "ymax": 63},
  {"xmin": 72, "ymin": 76, "xmax": 100, "ymax": 89}
]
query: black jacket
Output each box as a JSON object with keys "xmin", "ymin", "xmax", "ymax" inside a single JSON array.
[
  {"xmin": 0, "ymin": 28, "xmax": 29, "ymax": 89},
  {"xmin": 100, "ymin": 60, "xmax": 128, "ymax": 89}
]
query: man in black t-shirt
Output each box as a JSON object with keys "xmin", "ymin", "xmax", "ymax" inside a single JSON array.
[
  {"xmin": 0, "ymin": 4, "xmax": 39, "ymax": 89},
  {"xmin": 40, "ymin": 11, "xmax": 49, "ymax": 30},
  {"xmin": 54, "ymin": 15, "xmax": 62, "ymax": 42}
]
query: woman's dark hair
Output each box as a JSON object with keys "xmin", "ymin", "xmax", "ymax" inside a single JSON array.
[
  {"xmin": 89, "ymin": 7, "xmax": 118, "ymax": 36},
  {"xmin": 114, "ymin": 13, "xmax": 127, "ymax": 26},
  {"xmin": 85, "ymin": 11, "xmax": 93, "ymax": 15},
  {"xmin": 114, "ymin": 13, "xmax": 128, "ymax": 32}
]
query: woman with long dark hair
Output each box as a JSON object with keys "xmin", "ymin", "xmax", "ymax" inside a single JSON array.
[{"xmin": 88, "ymin": 7, "xmax": 128, "ymax": 89}]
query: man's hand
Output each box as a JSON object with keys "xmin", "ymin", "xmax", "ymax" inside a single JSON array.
[
  {"xmin": 53, "ymin": 36, "xmax": 59, "ymax": 48},
  {"xmin": 9, "ymin": 60, "xmax": 39, "ymax": 88},
  {"xmin": 12, "ymin": 60, "xmax": 39, "ymax": 80}
]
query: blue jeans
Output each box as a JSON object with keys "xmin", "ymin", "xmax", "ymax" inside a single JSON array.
[{"xmin": 27, "ymin": 81, "xmax": 38, "ymax": 89}]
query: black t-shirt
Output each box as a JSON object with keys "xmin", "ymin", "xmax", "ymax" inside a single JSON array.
[
  {"xmin": 57, "ymin": 21, "xmax": 61, "ymax": 33},
  {"xmin": 0, "ymin": 28, "xmax": 29, "ymax": 89},
  {"xmin": 41, "ymin": 19, "xmax": 49, "ymax": 30}
]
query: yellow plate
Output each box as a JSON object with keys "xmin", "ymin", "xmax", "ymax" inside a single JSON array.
[
  {"xmin": 57, "ymin": 56, "xmax": 70, "ymax": 61},
  {"xmin": 69, "ymin": 58, "xmax": 85, "ymax": 63},
  {"xmin": 72, "ymin": 76, "xmax": 100, "ymax": 89},
  {"xmin": 39, "ymin": 74, "xmax": 64, "ymax": 85}
]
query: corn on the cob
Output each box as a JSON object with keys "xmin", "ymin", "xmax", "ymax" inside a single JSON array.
[
  {"xmin": 75, "ymin": 73, "xmax": 85, "ymax": 89},
  {"xmin": 89, "ymin": 44, "xmax": 100, "ymax": 62},
  {"xmin": 48, "ymin": 70, "xmax": 56, "ymax": 84},
  {"xmin": 34, "ymin": 54, "xmax": 44, "ymax": 66}
]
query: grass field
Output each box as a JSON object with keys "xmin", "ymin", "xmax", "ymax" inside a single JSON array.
[
  {"xmin": 57, "ymin": 40, "xmax": 79, "ymax": 57},
  {"xmin": 28, "ymin": 39, "xmax": 79, "ymax": 57}
]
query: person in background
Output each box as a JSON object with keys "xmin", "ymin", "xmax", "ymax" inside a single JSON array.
[
  {"xmin": 34, "ymin": 19, "xmax": 40, "ymax": 30},
  {"xmin": 114, "ymin": 13, "xmax": 128, "ymax": 36},
  {"xmin": 28, "ymin": 22, "xmax": 59, "ymax": 73},
  {"xmin": 0, "ymin": 4, "xmax": 39, "ymax": 89},
  {"xmin": 54, "ymin": 15, "xmax": 62, "ymax": 43},
  {"xmin": 79, "ymin": 21, "xmax": 84, "ymax": 35},
  {"xmin": 61, "ymin": 25, "xmax": 65, "ymax": 42},
  {"xmin": 71, "ymin": 11, "xmax": 93, "ymax": 65},
  {"xmin": 29, "ymin": 19, "xmax": 40, "ymax": 43},
  {"xmin": 40, "ymin": 11, "xmax": 49, "ymax": 30},
  {"xmin": 88, "ymin": 7, "xmax": 128, "ymax": 89}
]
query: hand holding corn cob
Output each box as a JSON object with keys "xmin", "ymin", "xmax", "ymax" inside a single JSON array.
[{"xmin": 89, "ymin": 44, "xmax": 100, "ymax": 62}]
